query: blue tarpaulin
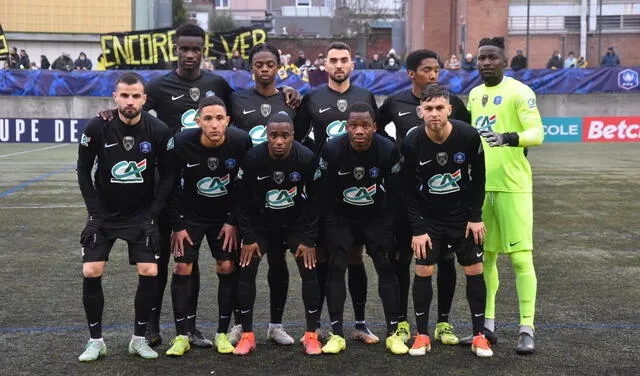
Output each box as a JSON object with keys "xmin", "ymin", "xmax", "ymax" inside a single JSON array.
[{"xmin": 0, "ymin": 67, "xmax": 638, "ymax": 97}]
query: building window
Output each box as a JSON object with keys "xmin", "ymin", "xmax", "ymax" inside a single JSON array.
[
  {"xmin": 296, "ymin": 0, "xmax": 311, "ymax": 6},
  {"xmin": 216, "ymin": 0, "xmax": 229, "ymax": 8}
]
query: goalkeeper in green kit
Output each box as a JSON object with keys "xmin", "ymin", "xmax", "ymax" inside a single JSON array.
[{"xmin": 466, "ymin": 36, "xmax": 544, "ymax": 355}]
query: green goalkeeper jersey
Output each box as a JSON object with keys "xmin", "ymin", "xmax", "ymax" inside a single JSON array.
[{"xmin": 467, "ymin": 76, "xmax": 544, "ymax": 193}]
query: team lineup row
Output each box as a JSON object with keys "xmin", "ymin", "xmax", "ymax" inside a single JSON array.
[{"xmin": 75, "ymin": 23, "xmax": 543, "ymax": 362}]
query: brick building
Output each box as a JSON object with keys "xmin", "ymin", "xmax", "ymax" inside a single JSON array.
[{"xmin": 406, "ymin": 0, "xmax": 640, "ymax": 68}]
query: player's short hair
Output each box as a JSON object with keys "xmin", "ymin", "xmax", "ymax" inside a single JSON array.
[
  {"xmin": 326, "ymin": 41, "xmax": 351, "ymax": 55},
  {"xmin": 197, "ymin": 95, "xmax": 226, "ymax": 115},
  {"xmin": 479, "ymin": 37, "xmax": 505, "ymax": 50},
  {"xmin": 175, "ymin": 23, "xmax": 206, "ymax": 42},
  {"xmin": 115, "ymin": 72, "xmax": 145, "ymax": 90},
  {"xmin": 346, "ymin": 102, "xmax": 375, "ymax": 121},
  {"xmin": 420, "ymin": 83, "xmax": 450, "ymax": 103},
  {"xmin": 266, "ymin": 112, "xmax": 294, "ymax": 129},
  {"xmin": 406, "ymin": 49, "xmax": 439, "ymax": 71},
  {"xmin": 248, "ymin": 43, "xmax": 281, "ymax": 66}
]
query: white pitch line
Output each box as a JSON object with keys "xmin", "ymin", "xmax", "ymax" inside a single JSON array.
[
  {"xmin": 0, "ymin": 204, "xmax": 84, "ymax": 210},
  {"xmin": 0, "ymin": 144, "xmax": 70, "ymax": 159}
]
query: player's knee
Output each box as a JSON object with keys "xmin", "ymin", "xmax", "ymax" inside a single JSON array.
[
  {"xmin": 82, "ymin": 262, "xmax": 104, "ymax": 278},
  {"xmin": 463, "ymin": 262, "xmax": 483, "ymax": 276},
  {"xmin": 173, "ymin": 262, "xmax": 193, "ymax": 275},
  {"xmin": 510, "ymin": 251, "xmax": 535, "ymax": 274},
  {"xmin": 137, "ymin": 263, "xmax": 158, "ymax": 276},
  {"xmin": 216, "ymin": 260, "xmax": 234, "ymax": 274},
  {"xmin": 347, "ymin": 245, "xmax": 364, "ymax": 265},
  {"xmin": 415, "ymin": 264, "xmax": 434, "ymax": 277}
]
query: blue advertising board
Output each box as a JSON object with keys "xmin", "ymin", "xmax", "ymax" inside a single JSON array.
[{"xmin": 542, "ymin": 117, "xmax": 582, "ymax": 142}]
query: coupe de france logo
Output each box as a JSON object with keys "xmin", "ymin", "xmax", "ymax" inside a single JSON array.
[{"xmin": 618, "ymin": 69, "xmax": 638, "ymax": 90}]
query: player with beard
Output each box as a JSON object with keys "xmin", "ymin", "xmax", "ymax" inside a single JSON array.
[
  {"xmin": 318, "ymin": 102, "xmax": 408, "ymax": 355},
  {"xmin": 98, "ymin": 24, "xmax": 300, "ymax": 348},
  {"xmin": 294, "ymin": 42, "xmax": 379, "ymax": 345},
  {"xmin": 402, "ymin": 83, "xmax": 492, "ymax": 358},
  {"xmin": 376, "ymin": 49, "xmax": 472, "ymax": 346},
  {"xmin": 165, "ymin": 96, "xmax": 252, "ymax": 356},
  {"xmin": 76, "ymin": 72, "xmax": 173, "ymax": 361},
  {"xmin": 228, "ymin": 43, "xmax": 298, "ymax": 346},
  {"xmin": 233, "ymin": 113, "xmax": 322, "ymax": 356},
  {"xmin": 468, "ymin": 37, "xmax": 544, "ymax": 355}
]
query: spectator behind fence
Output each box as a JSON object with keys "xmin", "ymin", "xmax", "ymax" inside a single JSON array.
[
  {"xmin": 19, "ymin": 49, "xmax": 30, "ymax": 69},
  {"xmin": 52, "ymin": 52, "xmax": 75, "ymax": 71},
  {"xmin": 385, "ymin": 48, "xmax": 402, "ymax": 68},
  {"xmin": 295, "ymin": 50, "xmax": 306, "ymax": 67},
  {"xmin": 461, "ymin": 53, "xmax": 476, "ymax": 71},
  {"xmin": 368, "ymin": 53, "xmax": 384, "ymax": 69},
  {"xmin": 601, "ymin": 46, "xmax": 621, "ymax": 67},
  {"xmin": 230, "ymin": 50, "xmax": 247, "ymax": 71},
  {"xmin": 385, "ymin": 56, "xmax": 401, "ymax": 71},
  {"xmin": 577, "ymin": 56, "xmax": 588, "ymax": 68},
  {"xmin": 564, "ymin": 52, "xmax": 577, "ymax": 68},
  {"xmin": 510, "ymin": 49, "xmax": 527, "ymax": 71},
  {"xmin": 546, "ymin": 50, "xmax": 563, "ymax": 69},
  {"xmin": 40, "ymin": 55, "xmax": 50, "ymax": 70},
  {"xmin": 9, "ymin": 47, "xmax": 21, "ymax": 69},
  {"xmin": 445, "ymin": 54, "xmax": 461, "ymax": 70},
  {"xmin": 216, "ymin": 56, "xmax": 230, "ymax": 70},
  {"xmin": 353, "ymin": 51, "xmax": 366, "ymax": 69},
  {"xmin": 30, "ymin": 62, "xmax": 38, "ymax": 70},
  {"xmin": 75, "ymin": 52, "xmax": 93, "ymax": 70}
]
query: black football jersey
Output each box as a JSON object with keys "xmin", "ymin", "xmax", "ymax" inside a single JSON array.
[
  {"xmin": 318, "ymin": 134, "xmax": 401, "ymax": 220},
  {"xmin": 401, "ymin": 119, "xmax": 485, "ymax": 233},
  {"xmin": 77, "ymin": 110, "xmax": 173, "ymax": 221},
  {"xmin": 229, "ymin": 88, "xmax": 297, "ymax": 145},
  {"xmin": 294, "ymin": 84, "xmax": 377, "ymax": 154},
  {"xmin": 236, "ymin": 142, "xmax": 318, "ymax": 246},
  {"xmin": 144, "ymin": 71, "xmax": 233, "ymax": 134},
  {"xmin": 377, "ymin": 89, "xmax": 471, "ymax": 146},
  {"xmin": 169, "ymin": 127, "xmax": 252, "ymax": 230}
]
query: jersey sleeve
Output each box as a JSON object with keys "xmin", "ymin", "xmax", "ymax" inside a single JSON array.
[
  {"xmin": 514, "ymin": 86, "xmax": 544, "ymax": 147},
  {"xmin": 316, "ymin": 145, "xmax": 337, "ymax": 217},
  {"xmin": 168, "ymin": 140, "xmax": 187, "ymax": 231},
  {"xmin": 299, "ymin": 154, "xmax": 320, "ymax": 247},
  {"xmin": 375, "ymin": 96, "xmax": 395, "ymax": 140},
  {"xmin": 76, "ymin": 118, "xmax": 103, "ymax": 217},
  {"xmin": 226, "ymin": 133, "xmax": 254, "ymax": 227},
  {"xmin": 401, "ymin": 136, "xmax": 427, "ymax": 236},
  {"xmin": 467, "ymin": 134, "xmax": 485, "ymax": 222},
  {"xmin": 143, "ymin": 79, "xmax": 158, "ymax": 112},
  {"xmin": 294, "ymin": 94, "xmax": 313, "ymax": 142},
  {"xmin": 148, "ymin": 122, "xmax": 174, "ymax": 219},
  {"xmin": 450, "ymin": 95, "xmax": 471, "ymax": 124},
  {"xmin": 236, "ymin": 151, "xmax": 258, "ymax": 245},
  {"xmin": 385, "ymin": 145, "xmax": 403, "ymax": 210}
]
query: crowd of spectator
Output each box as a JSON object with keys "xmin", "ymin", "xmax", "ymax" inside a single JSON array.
[{"xmin": 1, "ymin": 45, "xmax": 624, "ymax": 72}]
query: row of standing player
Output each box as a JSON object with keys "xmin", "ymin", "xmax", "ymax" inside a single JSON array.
[{"xmin": 76, "ymin": 23, "xmax": 541, "ymax": 361}]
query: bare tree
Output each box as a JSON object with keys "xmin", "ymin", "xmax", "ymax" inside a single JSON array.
[{"xmin": 334, "ymin": 0, "xmax": 404, "ymax": 58}]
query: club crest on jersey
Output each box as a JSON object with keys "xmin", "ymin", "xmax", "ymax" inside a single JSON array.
[
  {"xmin": 273, "ymin": 171, "xmax": 285, "ymax": 185},
  {"xmin": 454, "ymin": 152, "xmax": 465, "ymax": 164},
  {"xmin": 190, "ymin": 87, "xmax": 200, "ymax": 101},
  {"xmin": 111, "ymin": 159, "xmax": 147, "ymax": 184},
  {"xmin": 354, "ymin": 166, "xmax": 365, "ymax": 180},
  {"xmin": 369, "ymin": 167, "xmax": 380, "ymax": 178},
  {"xmin": 249, "ymin": 125, "xmax": 267, "ymax": 145},
  {"xmin": 290, "ymin": 171, "xmax": 301, "ymax": 182},
  {"xmin": 266, "ymin": 187, "xmax": 297, "ymax": 209},
  {"xmin": 482, "ymin": 94, "xmax": 488, "ymax": 107},
  {"xmin": 427, "ymin": 169, "xmax": 461, "ymax": 194},
  {"xmin": 140, "ymin": 141, "xmax": 151, "ymax": 154},
  {"xmin": 225, "ymin": 158, "xmax": 236, "ymax": 170},
  {"xmin": 326, "ymin": 120, "xmax": 347, "ymax": 139},
  {"xmin": 208, "ymin": 157, "xmax": 219, "ymax": 171},
  {"xmin": 123, "ymin": 136, "xmax": 135, "ymax": 151},
  {"xmin": 343, "ymin": 184, "xmax": 376, "ymax": 206},
  {"xmin": 196, "ymin": 174, "xmax": 230, "ymax": 197},
  {"xmin": 260, "ymin": 104, "xmax": 272, "ymax": 117},
  {"xmin": 206, "ymin": 90, "xmax": 215, "ymax": 97},
  {"xmin": 337, "ymin": 99, "xmax": 348, "ymax": 112},
  {"xmin": 493, "ymin": 96, "xmax": 502, "ymax": 105},
  {"xmin": 437, "ymin": 152, "xmax": 448, "ymax": 166}
]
